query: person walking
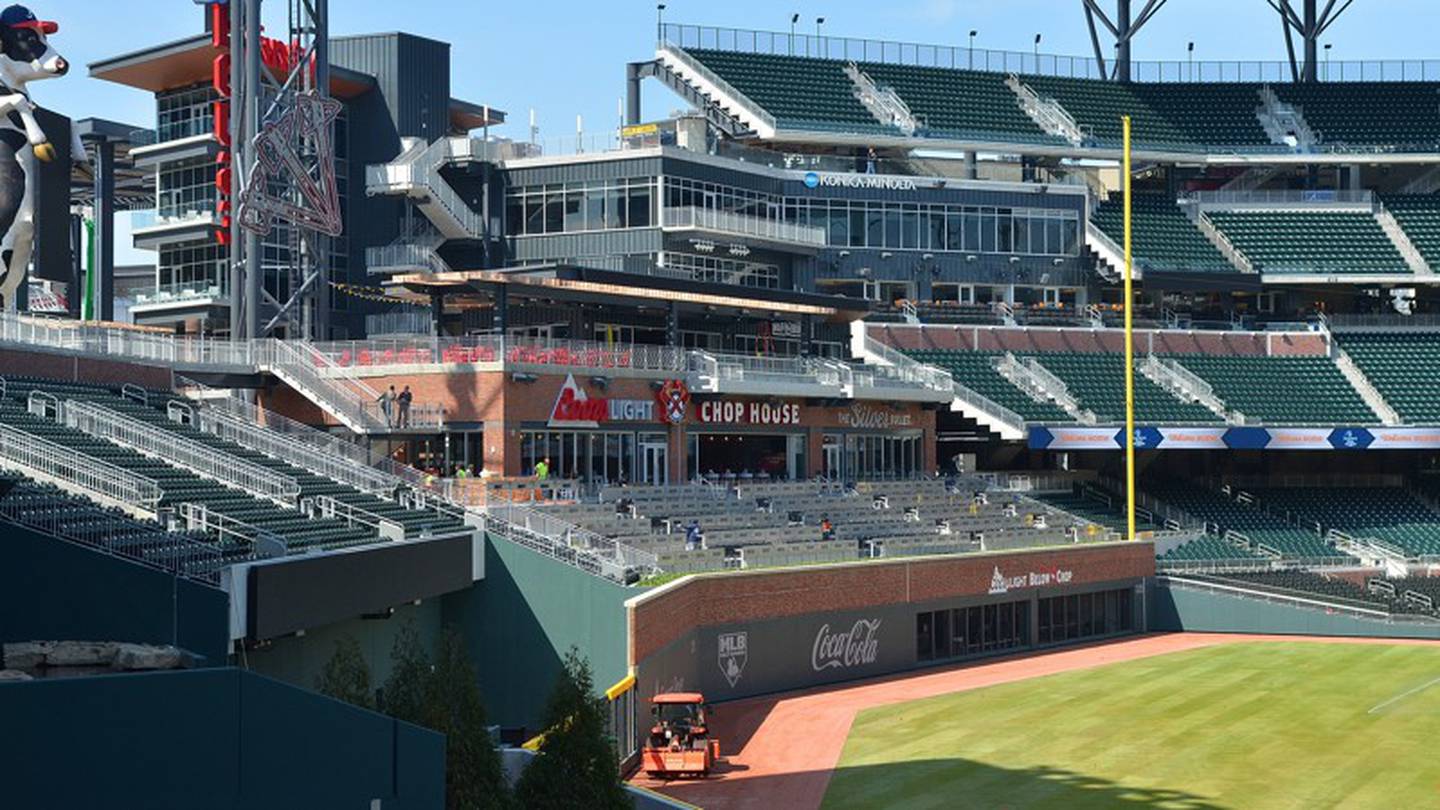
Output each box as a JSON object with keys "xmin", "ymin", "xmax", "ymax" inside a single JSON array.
[
  {"xmin": 376, "ymin": 385, "xmax": 396, "ymax": 427},
  {"xmin": 397, "ymin": 385, "xmax": 413, "ymax": 428},
  {"xmin": 534, "ymin": 457, "xmax": 550, "ymax": 481}
]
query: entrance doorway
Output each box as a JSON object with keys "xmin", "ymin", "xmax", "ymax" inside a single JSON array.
[{"xmin": 641, "ymin": 440, "xmax": 668, "ymax": 485}]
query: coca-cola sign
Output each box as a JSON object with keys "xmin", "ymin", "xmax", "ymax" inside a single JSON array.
[{"xmin": 811, "ymin": 618, "xmax": 882, "ymax": 672}]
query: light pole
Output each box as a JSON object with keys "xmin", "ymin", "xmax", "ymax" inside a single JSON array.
[
  {"xmin": 656, "ymin": 3, "xmax": 666, "ymax": 43},
  {"xmin": 1187, "ymin": 41, "xmax": 1194, "ymax": 81},
  {"xmin": 1034, "ymin": 33, "xmax": 1042, "ymax": 70},
  {"xmin": 790, "ymin": 13, "xmax": 800, "ymax": 55},
  {"xmin": 816, "ymin": 17, "xmax": 825, "ymax": 58},
  {"xmin": 969, "ymin": 29, "xmax": 977, "ymax": 70},
  {"xmin": 1324, "ymin": 43, "xmax": 1332, "ymax": 81}
]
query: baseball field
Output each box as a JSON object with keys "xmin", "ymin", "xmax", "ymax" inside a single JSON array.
[{"xmin": 821, "ymin": 641, "xmax": 1440, "ymax": 809}]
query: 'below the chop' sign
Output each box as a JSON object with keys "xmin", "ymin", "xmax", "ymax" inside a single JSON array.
[{"xmin": 811, "ymin": 618, "xmax": 882, "ymax": 672}]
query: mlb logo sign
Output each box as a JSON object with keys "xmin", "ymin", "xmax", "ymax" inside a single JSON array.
[{"xmin": 718, "ymin": 631, "xmax": 748, "ymax": 688}]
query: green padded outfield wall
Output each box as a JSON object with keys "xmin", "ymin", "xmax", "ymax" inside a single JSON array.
[
  {"xmin": 0, "ymin": 524, "xmax": 230, "ymax": 662},
  {"xmin": 0, "ymin": 668, "xmax": 445, "ymax": 809},
  {"xmin": 442, "ymin": 534, "xmax": 634, "ymax": 731},
  {"xmin": 1149, "ymin": 579, "xmax": 1440, "ymax": 639},
  {"xmin": 245, "ymin": 598, "xmax": 444, "ymax": 691}
]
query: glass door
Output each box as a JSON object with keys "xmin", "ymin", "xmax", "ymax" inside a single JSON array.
[{"xmin": 641, "ymin": 441, "xmax": 668, "ymax": 485}]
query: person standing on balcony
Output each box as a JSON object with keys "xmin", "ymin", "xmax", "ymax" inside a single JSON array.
[
  {"xmin": 397, "ymin": 385, "xmax": 413, "ymax": 428},
  {"xmin": 377, "ymin": 385, "xmax": 396, "ymax": 427}
]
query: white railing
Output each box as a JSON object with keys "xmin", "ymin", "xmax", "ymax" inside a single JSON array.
[
  {"xmin": 366, "ymin": 137, "xmax": 483, "ymax": 239},
  {"xmin": 305, "ymin": 495, "xmax": 405, "ymax": 541},
  {"xmin": 658, "ymin": 44, "xmax": 778, "ymax": 134},
  {"xmin": 662, "ymin": 205, "xmax": 827, "ymax": 246},
  {"xmin": 63, "ymin": 400, "xmax": 302, "ymax": 505},
  {"xmin": 845, "ymin": 62, "xmax": 922, "ymax": 135},
  {"xmin": 254, "ymin": 340, "xmax": 392, "ymax": 433},
  {"xmin": 313, "ymin": 335, "xmax": 687, "ymax": 375},
  {"xmin": 1142, "ymin": 355, "xmax": 1228, "ymax": 417},
  {"xmin": 485, "ymin": 502, "xmax": 659, "ymax": 581},
  {"xmin": 179, "ymin": 502, "xmax": 287, "ymax": 558},
  {"xmin": 0, "ymin": 424, "xmax": 163, "ymax": 508},
  {"xmin": 697, "ymin": 351, "xmax": 845, "ymax": 390},
  {"xmin": 197, "ymin": 408, "xmax": 395, "ymax": 495},
  {"xmin": 1186, "ymin": 189, "xmax": 1375, "ymax": 207},
  {"xmin": 1020, "ymin": 356, "xmax": 1096, "ymax": 424},
  {"xmin": 1332, "ymin": 348, "xmax": 1402, "ymax": 426},
  {"xmin": 860, "ymin": 334, "xmax": 955, "ymax": 392},
  {"xmin": 365, "ymin": 242, "xmax": 450, "ymax": 275},
  {"xmin": 1006, "ymin": 75, "xmax": 1085, "ymax": 146}
]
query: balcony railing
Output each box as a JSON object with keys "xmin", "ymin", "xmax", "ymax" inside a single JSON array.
[
  {"xmin": 0, "ymin": 424, "xmax": 163, "ymax": 509},
  {"xmin": 63, "ymin": 400, "xmax": 302, "ymax": 506},
  {"xmin": 662, "ymin": 22, "xmax": 1440, "ymax": 84},
  {"xmin": 662, "ymin": 206, "xmax": 826, "ymax": 246}
]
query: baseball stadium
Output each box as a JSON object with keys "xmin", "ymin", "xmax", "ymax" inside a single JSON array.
[{"xmin": 3, "ymin": 1, "xmax": 1440, "ymax": 808}]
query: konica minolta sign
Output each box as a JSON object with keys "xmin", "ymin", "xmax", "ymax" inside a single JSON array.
[{"xmin": 801, "ymin": 170, "xmax": 918, "ymax": 191}]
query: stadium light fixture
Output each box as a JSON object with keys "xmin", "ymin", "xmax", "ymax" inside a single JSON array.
[
  {"xmin": 790, "ymin": 13, "xmax": 800, "ymax": 55},
  {"xmin": 1188, "ymin": 42, "xmax": 1194, "ymax": 80},
  {"xmin": 969, "ymin": 30, "xmax": 978, "ymax": 69}
]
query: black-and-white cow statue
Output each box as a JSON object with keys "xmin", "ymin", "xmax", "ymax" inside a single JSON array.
[{"xmin": 0, "ymin": 5, "xmax": 73, "ymax": 311}]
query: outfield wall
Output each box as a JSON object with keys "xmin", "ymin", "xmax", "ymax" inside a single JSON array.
[
  {"xmin": 0, "ymin": 668, "xmax": 444, "ymax": 810},
  {"xmin": 1149, "ymin": 576, "xmax": 1440, "ymax": 639},
  {"xmin": 443, "ymin": 534, "xmax": 633, "ymax": 731},
  {"xmin": 628, "ymin": 542, "xmax": 1154, "ymax": 710},
  {"xmin": 0, "ymin": 524, "xmax": 229, "ymax": 662}
]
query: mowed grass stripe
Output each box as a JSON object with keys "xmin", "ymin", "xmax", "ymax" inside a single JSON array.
[{"xmin": 821, "ymin": 642, "xmax": 1440, "ymax": 810}]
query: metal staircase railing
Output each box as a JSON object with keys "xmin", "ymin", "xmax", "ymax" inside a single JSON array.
[
  {"xmin": 178, "ymin": 502, "xmax": 287, "ymax": 558},
  {"xmin": 304, "ymin": 494, "xmax": 405, "ymax": 541},
  {"xmin": 365, "ymin": 137, "xmax": 483, "ymax": 240},
  {"xmin": 63, "ymin": 400, "xmax": 302, "ymax": 506},
  {"xmin": 844, "ymin": 62, "xmax": 923, "ymax": 135},
  {"xmin": 0, "ymin": 423, "xmax": 163, "ymax": 509},
  {"xmin": 195, "ymin": 406, "xmax": 396, "ymax": 494},
  {"xmin": 254, "ymin": 340, "xmax": 389, "ymax": 434}
]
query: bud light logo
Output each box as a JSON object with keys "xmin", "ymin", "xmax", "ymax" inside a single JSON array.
[{"xmin": 803, "ymin": 171, "xmax": 820, "ymax": 189}]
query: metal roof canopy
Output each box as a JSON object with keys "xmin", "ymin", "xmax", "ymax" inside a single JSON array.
[{"xmin": 388, "ymin": 264, "xmax": 870, "ymax": 321}]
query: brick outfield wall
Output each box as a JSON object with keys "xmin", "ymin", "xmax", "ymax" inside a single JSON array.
[
  {"xmin": 628, "ymin": 541, "xmax": 1155, "ymax": 666},
  {"xmin": 0, "ymin": 347, "xmax": 173, "ymax": 390}
]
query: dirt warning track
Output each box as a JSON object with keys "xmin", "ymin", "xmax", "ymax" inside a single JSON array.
[{"xmin": 630, "ymin": 632, "xmax": 1440, "ymax": 810}]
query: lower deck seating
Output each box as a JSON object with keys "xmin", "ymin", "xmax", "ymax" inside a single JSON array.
[
  {"xmin": 0, "ymin": 474, "xmax": 229, "ymax": 579},
  {"xmin": 1205, "ymin": 209, "xmax": 1408, "ymax": 275},
  {"xmin": 1143, "ymin": 482, "xmax": 1348, "ymax": 560},
  {"xmin": 1158, "ymin": 536, "xmax": 1266, "ymax": 564},
  {"xmin": 0, "ymin": 380, "xmax": 378, "ymax": 553},
  {"xmin": 1248, "ymin": 486, "xmax": 1440, "ymax": 558},
  {"xmin": 1209, "ymin": 570, "xmax": 1414, "ymax": 613},
  {"xmin": 1335, "ymin": 331, "xmax": 1440, "ymax": 423},
  {"xmin": 902, "ymin": 349, "xmax": 1072, "ymax": 422},
  {"xmin": 545, "ymin": 479, "xmax": 1098, "ymax": 572},
  {"xmin": 1167, "ymin": 354, "xmax": 1374, "ymax": 424}
]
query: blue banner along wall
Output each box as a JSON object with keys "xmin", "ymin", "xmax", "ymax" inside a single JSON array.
[{"xmin": 1028, "ymin": 426, "xmax": 1440, "ymax": 451}]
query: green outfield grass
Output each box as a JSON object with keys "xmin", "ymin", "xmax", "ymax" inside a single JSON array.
[{"xmin": 822, "ymin": 642, "xmax": 1440, "ymax": 810}]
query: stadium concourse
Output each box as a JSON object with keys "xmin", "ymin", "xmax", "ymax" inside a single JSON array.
[{"xmin": 10, "ymin": 3, "xmax": 1440, "ymax": 807}]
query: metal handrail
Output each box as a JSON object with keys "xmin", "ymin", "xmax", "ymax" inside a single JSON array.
[
  {"xmin": 661, "ymin": 205, "xmax": 827, "ymax": 246},
  {"xmin": 657, "ymin": 42, "xmax": 778, "ymax": 131},
  {"xmin": 661, "ymin": 22, "xmax": 1440, "ymax": 84},
  {"xmin": 179, "ymin": 502, "xmax": 287, "ymax": 558},
  {"xmin": 485, "ymin": 502, "xmax": 659, "ymax": 579},
  {"xmin": 306, "ymin": 494, "xmax": 405, "ymax": 540},
  {"xmin": 254, "ymin": 340, "xmax": 390, "ymax": 433},
  {"xmin": 0, "ymin": 424, "xmax": 163, "ymax": 508},
  {"xmin": 198, "ymin": 407, "xmax": 395, "ymax": 495},
  {"xmin": 63, "ymin": 400, "xmax": 301, "ymax": 505}
]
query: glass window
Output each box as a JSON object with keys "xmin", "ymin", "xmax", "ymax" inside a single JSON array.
[
  {"xmin": 1014, "ymin": 213, "xmax": 1031, "ymax": 254},
  {"xmin": 1047, "ymin": 217, "xmax": 1064, "ymax": 257},
  {"xmin": 884, "ymin": 205, "xmax": 902, "ymax": 248},
  {"xmin": 544, "ymin": 189, "xmax": 564, "ymax": 233},
  {"xmin": 995, "ymin": 208, "xmax": 1013, "ymax": 253}
]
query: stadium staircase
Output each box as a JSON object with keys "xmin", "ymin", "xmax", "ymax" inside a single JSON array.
[
  {"xmin": 1330, "ymin": 348, "xmax": 1402, "ymax": 425},
  {"xmin": 1192, "ymin": 210, "xmax": 1257, "ymax": 274},
  {"xmin": 1254, "ymin": 87, "xmax": 1317, "ymax": 151},
  {"xmin": 1005, "ymin": 75, "xmax": 1087, "ymax": 147},
  {"xmin": 1373, "ymin": 202, "xmax": 1434, "ymax": 275},
  {"xmin": 365, "ymin": 136, "xmax": 484, "ymax": 241},
  {"xmin": 1139, "ymin": 356, "xmax": 1232, "ymax": 422},
  {"xmin": 843, "ymin": 62, "xmax": 923, "ymax": 135},
  {"xmin": 1378, "ymin": 195, "xmax": 1440, "ymax": 270}
]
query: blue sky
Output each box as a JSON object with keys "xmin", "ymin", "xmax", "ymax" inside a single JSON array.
[{"xmin": 39, "ymin": 0, "xmax": 1440, "ymax": 146}]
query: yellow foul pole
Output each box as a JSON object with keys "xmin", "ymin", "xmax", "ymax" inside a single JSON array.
[{"xmin": 1122, "ymin": 115, "xmax": 1137, "ymax": 541}]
